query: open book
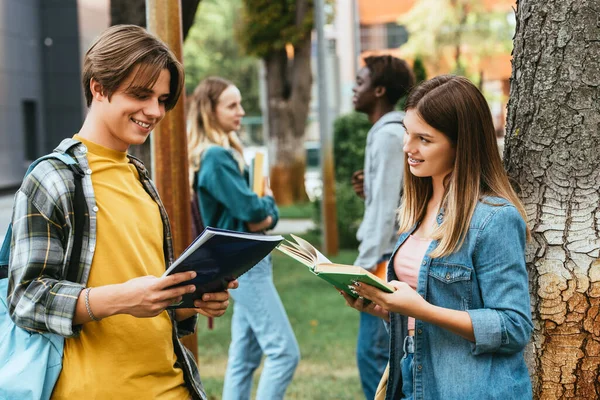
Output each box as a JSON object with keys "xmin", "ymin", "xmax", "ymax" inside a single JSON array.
[
  {"xmin": 163, "ymin": 227, "xmax": 283, "ymax": 308},
  {"xmin": 277, "ymin": 234, "xmax": 394, "ymax": 297}
]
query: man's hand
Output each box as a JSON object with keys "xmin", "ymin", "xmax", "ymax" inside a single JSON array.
[
  {"xmin": 351, "ymin": 170, "xmax": 365, "ymax": 199},
  {"xmin": 175, "ymin": 280, "xmax": 239, "ymax": 321},
  {"xmin": 116, "ymin": 272, "xmax": 200, "ymax": 318}
]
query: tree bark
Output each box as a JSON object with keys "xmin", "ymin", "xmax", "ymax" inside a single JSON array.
[
  {"xmin": 109, "ymin": 0, "xmax": 201, "ymax": 169},
  {"xmin": 264, "ymin": 0, "xmax": 312, "ymax": 205},
  {"xmin": 504, "ymin": 1, "xmax": 600, "ymax": 398}
]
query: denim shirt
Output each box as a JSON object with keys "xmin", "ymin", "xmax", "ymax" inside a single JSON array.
[{"xmin": 385, "ymin": 197, "xmax": 533, "ymax": 400}]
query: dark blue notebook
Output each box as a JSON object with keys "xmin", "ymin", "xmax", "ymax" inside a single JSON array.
[{"xmin": 163, "ymin": 226, "xmax": 283, "ymax": 308}]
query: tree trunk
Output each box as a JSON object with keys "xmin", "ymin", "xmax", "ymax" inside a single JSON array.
[
  {"xmin": 504, "ymin": 1, "xmax": 600, "ymax": 398},
  {"xmin": 110, "ymin": 0, "xmax": 202, "ymax": 170},
  {"xmin": 263, "ymin": 1, "xmax": 312, "ymax": 206}
]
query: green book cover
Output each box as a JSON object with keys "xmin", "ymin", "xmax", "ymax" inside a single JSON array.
[
  {"xmin": 313, "ymin": 263, "xmax": 394, "ymax": 297},
  {"xmin": 277, "ymin": 234, "xmax": 394, "ymax": 298}
]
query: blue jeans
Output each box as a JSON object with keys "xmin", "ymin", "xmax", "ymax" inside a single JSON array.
[
  {"xmin": 357, "ymin": 311, "xmax": 390, "ymax": 399},
  {"xmin": 222, "ymin": 256, "xmax": 300, "ymax": 400},
  {"xmin": 400, "ymin": 336, "xmax": 415, "ymax": 399}
]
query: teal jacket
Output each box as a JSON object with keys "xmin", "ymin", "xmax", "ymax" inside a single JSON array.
[{"xmin": 196, "ymin": 146, "xmax": 278, "ymax": 233}]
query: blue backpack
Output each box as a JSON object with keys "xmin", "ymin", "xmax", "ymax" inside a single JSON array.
[{"xmin": 0, "ymin": 152, "xmax": 86, "ymax": 400}]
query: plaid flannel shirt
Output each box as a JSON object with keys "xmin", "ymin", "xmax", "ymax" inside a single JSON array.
[{"xmin": 7, "ymin": 138, "xmax": 207, "ymax": 400}]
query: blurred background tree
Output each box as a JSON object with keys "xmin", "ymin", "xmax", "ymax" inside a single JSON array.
[
  {"xmin": 237, "ymin": 0, "xmax": 314, "ymax": 205},
  {"xmin": 399, "ymin": 0, "xmax": 514, "ymax": 83},
  {"xmin": 329, "ymin": 112, "xmax": 370, "ymax": 248},
  {"xmin": 183, "ymin": 0, "xmax": 261, "ymax": 117},
  {"xmin": 110, "ymin": 0, "xmax": 201, "ymax": 39},
  {"xmin": 412, "ymin": 56, "xmax": 428, "ymax": 84}
]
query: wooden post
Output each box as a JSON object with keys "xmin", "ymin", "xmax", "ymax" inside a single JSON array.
[
  {"xmin": 145, "ymin": 0, "xmax": 198, "ymax": 361},
  {"xmin": 315, "ymin": 0, "xmax": 339, "ymax": 255}
]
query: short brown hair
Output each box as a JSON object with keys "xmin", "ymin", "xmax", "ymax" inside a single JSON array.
[{"xmin": 82, "ymin": 24, "xmax": 184, "ymax": 111}]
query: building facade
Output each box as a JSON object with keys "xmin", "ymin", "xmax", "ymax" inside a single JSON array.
[{"xmin": 0, "ymin": 0, "xmax": 108, "ymax": 189}]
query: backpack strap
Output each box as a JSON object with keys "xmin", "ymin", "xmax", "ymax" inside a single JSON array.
[
  {"xmin": 65, "ymin": 159, "xmax": 85, "ymax": 282},
  {"xmin": 0, "ymin": 153, "xmax": 86, "ymax": 281}
]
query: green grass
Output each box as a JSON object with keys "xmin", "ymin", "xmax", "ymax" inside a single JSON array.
[
  {"xmin": 196, "ymin": 248, "xmax": 363, "ymax": 399},
  {"xmin": 277, "ymin": 202, "xmax": 316, "ymax": 219}
]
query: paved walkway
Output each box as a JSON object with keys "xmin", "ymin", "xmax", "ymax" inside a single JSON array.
[
  {"xmin": 271, "ymin": 218, "xmax": 314, "ymax": 235},
  {"xmin": 0, "ymin": 192, "xmax": 313, "ymax": 243}
]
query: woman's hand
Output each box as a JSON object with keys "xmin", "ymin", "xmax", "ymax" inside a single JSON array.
[
  {"xmin": 247, "ymin": 216, "xmax": 273, "ymax": 232},
  {"xmin": 351, "ymin": 280, "xmax": 431, "ymax": 320},
  {"xmin": 340, "ymin": 289, "xmax": 390, "ymax": 321},
  {"xmin": 263, "ymin": 177, "xmax": 273, "ymax": 198},
  {"xmin": 175, "ymin": 280, "xmax": 239, "ymax": 321}
]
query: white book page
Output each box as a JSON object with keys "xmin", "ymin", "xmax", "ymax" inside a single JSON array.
[
  {"xmin": 277, "ymin": 244, "xmax": 316, "ymax": 269},
  {"xmin": 290, "ymin": 234, "xmax": 332, "ymax": 264}
]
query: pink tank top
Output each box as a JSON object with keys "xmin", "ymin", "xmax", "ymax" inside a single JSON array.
[{"xmin": 393, "ymin": 235, "xmax": 432, "ymax": 330}]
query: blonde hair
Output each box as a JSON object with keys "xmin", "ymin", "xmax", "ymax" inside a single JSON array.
[
  {"xmin": 82, "ymin": 24, "xmax": 184, "ymax": 111},
  {"xmin": 398, "ymin": 75, "xmax": 529, "ymax": 258},
  {"xmin": 187, "ymin": 77, "xmax": 245, "ymax": 192}
]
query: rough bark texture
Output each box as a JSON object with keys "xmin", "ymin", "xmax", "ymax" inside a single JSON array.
[
  {"xmin": 504, "ymin": 1, "xmax": 600, "ymax": 398},
  {"xmin": 264, "ymin": 0, "xmax": 312, "ymax": 205},
  {"xmin": 109, "ymin": 0, "xmax": 201, "ymax": 170}
]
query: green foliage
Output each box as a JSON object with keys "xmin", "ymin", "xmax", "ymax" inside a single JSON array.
[
  {"xmin": 311, "ymin": 181, "xmax": 364, "ymax": 250},
  {"xmin": 197, "ymin": 250, "xmax": 363, "ymax": 398},
  {"xmin": 237, "ymin": 0, "xmax": 314, "ymax": 58},
  {"xmin": 310, "ymin": 112, "xmax": 372, "ymax": 249},
  {"xmin": 399, "ymin": 0, "xmax": 515, "ymax": 78},
  {"xmin": 278, "ymin": 202, "xmax": 314, "ymax": 219},
  {"xmin": 332, "ymin": 112, "xmax": 371, "ymax": 183},
  {"xmin": 183, "ymin": 0, "xmax": 261, "ymax": 115},
  {"xmin": 335, "ymin": 183, "xmax": 364, "ymax": 249},
  {"xmin": 413, "ymin": 56, "xmax": 428, "ymax": 84}
]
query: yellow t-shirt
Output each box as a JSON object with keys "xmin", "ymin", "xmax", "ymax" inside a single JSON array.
[{"xmin": 52, "ymin": 136, "xmax": 189, "ymax": 400}]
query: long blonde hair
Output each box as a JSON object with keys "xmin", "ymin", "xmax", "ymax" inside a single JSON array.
[
  {"xmin": 397, "ymin": 75, "xmax": 529, "ymax": 258},
  {"xmin": 187, "ymin": 76, "xmax": 245, "ymax": 191}
]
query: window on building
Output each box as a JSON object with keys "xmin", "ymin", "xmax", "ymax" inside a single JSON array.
[
  {"xmin": 386, "ymin": 23, "xmax": 409, "ymax": 48},
  {"xmin": 360, "ymin": 23, "xmax": 409, "ymax": 51}
]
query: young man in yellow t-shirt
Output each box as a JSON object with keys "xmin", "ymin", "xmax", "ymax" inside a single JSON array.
[{"xmin": 7, "ymin": 25, "xmax": 235, "ymax": 399}]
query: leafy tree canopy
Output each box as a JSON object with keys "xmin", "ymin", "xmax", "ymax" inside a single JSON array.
[
  {"xmin": 237, "ymin": 0, "xmax": 314, "ymax": 58},
  {"xmin": 183, "ymin": 0, "xmax": 261, "ymax": 115},
  {"xmin": 399, "ymin": 0, "xmax": 515, "ymax": 78}
]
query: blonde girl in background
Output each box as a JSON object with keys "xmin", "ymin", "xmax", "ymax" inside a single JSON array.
[{"xmin": 187, "ymin": 77, "xmax": 300, "ymax": 400}]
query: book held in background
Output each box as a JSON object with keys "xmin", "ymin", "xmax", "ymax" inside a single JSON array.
[
  {"xmin": 277, "ymin": 234, "xmax": 394, "ymax": 297},
  {"xmin": 249, "ymin": 151, "xmax": 265, "ymax": 196},
  {"xmin": 163, "ymin": 227, "xmax": 283, "ymax": 308}
]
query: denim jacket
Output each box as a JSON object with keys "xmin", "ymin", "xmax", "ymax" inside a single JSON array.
[{"xmin": 385, "ymin": 197, "xmax": 533, "ymax": 400}]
